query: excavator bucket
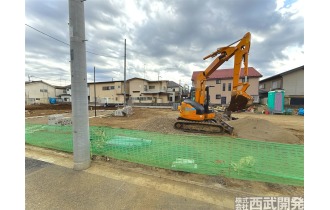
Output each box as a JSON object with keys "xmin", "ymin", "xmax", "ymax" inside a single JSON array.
[{"xmin": 227, "ymin": 92, "xmax": 253, "ymax": 112}]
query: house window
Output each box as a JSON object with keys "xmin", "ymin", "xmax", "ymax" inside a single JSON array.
[
  {"xmin": 241, "ymin": 77, "xmax": 249, "ymax": 83},
  {"xmin": 102, "ymin": 86, "xmax": 115, "ymax": 90},
  {"xmin": 118, "ymin": 86, "xmax": 120, "ymax": 89},
  {"xmin": 63, "ymin": 90, "xmax": 67, "ymax": 93},
  {"xmin": 133, "ymin": 91, "xmax": 140, "ymax": 93},
  {"xmin": 149, "ymin": 86, "xmax": 155, "ymax": 89},
  {"xmin": 216, "ymin": 94, "xmax": 221, "ymax": 99},
  {"xmin": 272, "ymin": 81, "xmax": 279, "ymax": 89},
  {"xmin": 216, "ymin": 79, "xmax": 221, "ymax": 84},
  {"xmin": 228, "ymin": 83, "xmax": 232, "ymax": 91},
  {"xmin": 144, "ymin": 85, "xmax": 147, "ymax": 91},
  {"xmin": 222, "ymin": 83, "xmax": 226, "ymax": 91},
  {"xmin": 259, "ymin": 84, "xmax": 265, "ymax": 89},
  {"xmin": 40, "ymin": 89, "xmax": 48, "ymax": 92}
]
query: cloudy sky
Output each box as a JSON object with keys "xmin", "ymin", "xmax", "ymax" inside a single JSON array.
[{"xmin": 25, "ymin": 0, "xmax": 304, "ymax": 87}]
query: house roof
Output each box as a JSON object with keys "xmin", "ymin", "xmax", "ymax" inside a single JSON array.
[
  {"xmin": 54, "ymin": 85, "xmax": 68, "ymax": 89},
  {"xmin": 127, "ymin": 77, "xmax": 168, "ymax": 83},
  {"xmin": 25, "ymin": 80, "xmax": 55, "ymax": 87},
  {"xmin": 191, "ymin": 67, "xmax": 262, "ymax": 81},
  {"xmin": 87, "ymin": 80, "xmax": 124, "ymax": 85},
  {"xmin": 127, "ymin": 77, "xmax": 147, "ymax": 81},
  {"xmin": 260, "ymin": 65, "xmax": 304, "ymax": 83},
  {"xmin": 167, "ymin": 81, "xmax": 181, "ymax": 88}
]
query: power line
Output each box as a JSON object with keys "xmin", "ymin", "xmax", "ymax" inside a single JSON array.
[
  {"xmin": 25, "ymin": 24, "xmax": 69, "ymax": 46},
  {"xmin": 25, "ymin": 24, "xmax": 119, "ymax": 58}
]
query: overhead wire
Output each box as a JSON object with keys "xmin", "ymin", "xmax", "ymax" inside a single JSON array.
[
  {"xmin": 25, "ymin": 23, "xmax": 150, "ymax": 81},
  {"xmin": 25, "ymin": 24, "xmax": 120, "ymax": 58}
]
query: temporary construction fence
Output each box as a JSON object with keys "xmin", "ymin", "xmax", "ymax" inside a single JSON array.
[{"xmin": 25, "ymin": 123, "xmax": 304, "ymax": 186}]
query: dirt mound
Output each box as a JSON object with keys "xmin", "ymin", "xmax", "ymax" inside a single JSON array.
[
  {"xmin": 135, "ymin": 116, "xmax": 183, "ymax": 134},
  {"xmin": 228, "ymin": 117, "xmax": 301, "ymax": 144}
]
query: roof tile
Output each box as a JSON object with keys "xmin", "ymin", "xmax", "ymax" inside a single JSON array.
[{"xmin": 192, "ymin": 67, "xmax": 262, "ymax": 81}]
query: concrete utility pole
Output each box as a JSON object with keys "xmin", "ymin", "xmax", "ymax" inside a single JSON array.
[
  {"xmin": 124, "ymin": 39, "xmax": 127, "ymax": 106},
  {"xmin": 94, "ymin": 66, "xmax": 96, "ymax": 117},
  {"xmin": 68, "ymin": 0, "xmax": 90, "ymax": 170}
]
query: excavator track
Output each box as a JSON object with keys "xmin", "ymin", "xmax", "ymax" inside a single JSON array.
[{"xmin": 174, "ymin": 118, "xmax": 234, "ymax": 134}]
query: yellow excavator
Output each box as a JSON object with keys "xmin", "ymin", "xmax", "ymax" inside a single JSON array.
[{"xmin": 174, "ymin": 32, "xmax": 253, "ymax": 134}]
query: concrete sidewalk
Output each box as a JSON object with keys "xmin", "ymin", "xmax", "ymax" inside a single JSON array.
[{"xmin": 25, "ymin": 146, "xmax": 240, "ymax": 210}]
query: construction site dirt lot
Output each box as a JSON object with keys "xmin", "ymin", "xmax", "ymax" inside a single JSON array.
[{"xmin": 25, "ymin": 103, "xmax": 304, "ymax": 197}]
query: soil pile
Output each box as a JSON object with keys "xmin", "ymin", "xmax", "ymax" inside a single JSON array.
[
  {"xmin": 135, "ymin": 116, "xmax": 183, "ymax": 135},
  {"xmin": 228, "ymin": 117, "xmax": 301, "ymax": 144}
]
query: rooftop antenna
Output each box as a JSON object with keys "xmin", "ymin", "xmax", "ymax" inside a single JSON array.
[
  {"xmin": 144, "ymin": 64, "xmax": 146, "ymax": 79},
  {"xmin": 158, "ymin": 71, "xmax": 162, "ymax": 81},
  {"xmin": 28, "ymin": 75, "xmax": 34, "ymax": 82}
]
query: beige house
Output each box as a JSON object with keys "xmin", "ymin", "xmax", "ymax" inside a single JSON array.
[
  {"xmin": 88, "ymin": 78, "xmax": 175, "ymax": 104},
  {"xmin": 88, "ymin": 81, "xmax": 127, "ymax": 104},
  {"xmin": 259, "ymin": 65, "xmax": 304, "ymax": 105},
  {"xmin": 25, "ymin": 81, "xmax": 56, "ymax": 104},
  {"xmin": 26, "ymin": 78, "xmax": 178, "ymax": 106},
  {"xmin": 192, "ymin": 67, "xmax": 263, "ymax": 105},
  {"xmin": 127, "ymin": 78, "xmax": 169, "ymax": 103}
]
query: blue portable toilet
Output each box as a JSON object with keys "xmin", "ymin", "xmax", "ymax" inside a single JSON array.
[
  {"xmin": 267, "ymin": 90, "xmax": 285, "ymax": 114},
  {"xmin": 49, "ymin": 97, "xmax": 56, "ymax": 104}
]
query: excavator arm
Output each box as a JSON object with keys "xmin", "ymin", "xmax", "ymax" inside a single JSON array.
[{"xmin": 195, "ymin": 32, "xmax": 253, "ymax": 111}]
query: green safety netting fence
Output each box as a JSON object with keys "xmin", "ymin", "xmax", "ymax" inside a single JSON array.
[{"xmin": 25, "ymin": 123, "xmax": 304, "ymax": 186}]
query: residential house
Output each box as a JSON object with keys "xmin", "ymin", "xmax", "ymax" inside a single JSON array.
[
  {"xmin": 167, "ymin": 81, "xmax": 182, "ymax": 102},
  {"xmin": 54, "ymin": 85, "xmax": 72, "ymax": 102},
  {"xmin": 26, "ymin": 78, "xmax": 180, "ymax": 106},
  {"xmin": 128, "ymin": 78, "xmax": 169, "ymax": 103},
  {"xmin": 259, "ymin": 65, "xmax": 304, "ymax": 106},
  {"xmin": 25, "ymin": 81, "xmax": 56, "ymax": 104},
  {"xmin": 191, "ymin": 67, "xmax": 263, "ymax": 105},
  {"xmin": 88, "ymin": 81, "xmax": 127, "ymax": 104}
]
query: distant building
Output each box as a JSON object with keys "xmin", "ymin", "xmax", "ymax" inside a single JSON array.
[
  {"xmin": 127, "ymin": 78, "xmax": 169, "ymax": 104},
  {"xmin": 88, "ymin": 80, "xmax": 126, "ymax": 104},
  {"xmin": 167, "ymin": 81, "xmax": 182, "ymax": 103},
  {"xmin": 25, "ymin": 81, "xmax": 56, "ymax": 105},
  {"xmin": 259, "ymin": 65, "xmax": 304, "ymax": 106},
  {"xmin": 191, "ymin": 67, "xmax": 263, "ymax": 105},
  {"xmin": 26, "ymin": 78, "xmax": 183, "ymax": 105},
  {"xmin": 54, "ymin": 85, "xmax": 72, "ymax": 102}
]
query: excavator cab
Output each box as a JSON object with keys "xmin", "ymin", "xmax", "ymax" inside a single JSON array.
[{"xmin": 178, "ymin": 86, "xmax": 215, "ymax": 122}]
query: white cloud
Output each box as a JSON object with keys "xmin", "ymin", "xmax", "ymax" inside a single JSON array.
[
  {"xmin": 269, "ymin": 45, "xmax": 304, "ymax": 75},
  {"xmin": 25, "ymin": 0, "xmax": 304, "ymax": 86}
]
